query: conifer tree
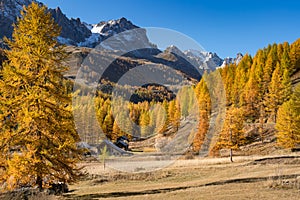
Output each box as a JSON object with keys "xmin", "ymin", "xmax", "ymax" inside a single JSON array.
[
  {"xmin": 119, "ymin": 110, "xmax": 133, "ymax": 139},
  {"xmin": 290, "ymin": 38, "xmax": 300, "ymax": 73},
  {"xmin": 221, "ymin": 64, "xmax": 236, "ymax": 105},
  {"xmin": 265, "ymin": 60, "xmax": 292, "ymax": 123},
  {"xmin": 263, "ymin": 44, "xmax": 278, "ymax": 92},
  {"xmin": 112, "ymin": 116, "xmax": 123, "ymax": 141},
  {"xmin": 177, "ymin": 87, "xmax": 190, "ymax": 118},
  {"xmin": 276, "ymin": 84, "xmax": 300, "ymax": 148},
  {"xmin": 215, "ymin": 107, "xmax": 245, "ymax": 162},
  {"xmin": 281, "ymin": 49, "xmax": 291, "ymax": 72},
  {"xmin": 129, "ymin": 103, "xmax": 140, "ymax": 125},
  {"xmin": 151, "ymin": 104, "xmax": 166, "ymax": 135},
  {"xmin": 0, "ymin": 3, "xmax": 82, "ymax": 190},
  {"xmin": 102, "ymin": 113, "xmax": 114, "ymax": 140},
  {"xmin": 159, "ymin": 100, "xmax": 169, "ymax": 134},
  {"xmin": 140, "ymin": 111, "xmax": 151, "ymax": 137},
  {"xmin": 193, "ymin": 79, "xmax": 211, "ymax": 152},
  {"xmin": 277, "ymin": 43, "xmax": 284, "ymax": 61},
  {"xmin": 243, "ymin": 50, "xmax": 265, "ymax": 120},
  {"xmin": 168, "ymin": 100, "xmax": 176, "ymax": 124},
  {"xmin": 244, "ymin": 64, "xmax": 260, "ymax": 120},
  {"xmin": 264, "ymin": 63, "xmax": 283, "ymax": 122},
  {"xmin": 280, "ymin": 50, "xmax": 292, "ymax": 102},
  {"xmin": 0, "ymin": 3, "xmax": 81, "ymax": 189},
  {"xmin": 168, "ymin": 99, "xmax": 181, "ymax": 132},
  {"xmin": 232, "ymin": 54, "xmax": 252, "ymax": 106},
  {"xmin": 193, "ymin": 110, "xmax": 210, "ymax": 152},
  {"xmin": 281, "ymin": 69, "xmax": 292, "ymax": 102},
  {"xmin": 174, "ymin": 101, "xmax": 181, "ymax": 131}
]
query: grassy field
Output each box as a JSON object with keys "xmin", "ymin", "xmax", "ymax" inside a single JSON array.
[{"xmin": 61, "ymin": 154, "xmax": 300, "ymax": 200}]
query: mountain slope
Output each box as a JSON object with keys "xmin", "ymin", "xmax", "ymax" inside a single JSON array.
[
  {"xmin": 49, "ymin": 7, "xmax": 91, "ymax": 45},
  {"xmin": 0, "ymin": 0, "xmax": 240, "ymax": 81},
  {"xmin": 0, "ymin": 0, "xmax": 91, "ymax": 45},
  {"xmin": 0, "ymin": 0, "xmax": 34, "ymax": 39}
]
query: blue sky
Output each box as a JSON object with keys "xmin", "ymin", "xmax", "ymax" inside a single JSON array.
[{"xmin": 40, "ymin": 0, "xmax": 300, "ymax": 58}]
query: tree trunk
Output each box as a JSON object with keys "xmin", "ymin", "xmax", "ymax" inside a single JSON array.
[
  {"xmin": 229, "ymin": 117, "xmax": 233, "ymax": 163},
  {"xmin": 230, "ymin": 148, "xmax": 233, "ymax": 162},
  {"xmin": 36, "ymin": 175, "xmax": 43, "ymax": 191}
]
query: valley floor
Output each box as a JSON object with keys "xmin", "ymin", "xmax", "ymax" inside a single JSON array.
[{"xmin": 63, "ymin": 154, "xmax": 300, "ymax": 200}]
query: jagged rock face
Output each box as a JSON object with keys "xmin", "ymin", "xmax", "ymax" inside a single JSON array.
[
  {"xmin": 49, "ymin": 7, "xmax": 91, "ymax": 45},
  {"xmin": 92, "ymin": 17, "xmax": 139, "ymax": 38},
  {"xmin": 96, "ymin": 27, "xmax": 155, "ymax": 52},
  {"xmin": 161, "ymin": 46, "xmax": 223, "ymax": 71},
  {"xmin": 165, "ymin": 45, "xmax": 187, "ymax": 59},
  {"xmin": 0, "ymin": 0, "xmax": 34, "ymax": 38},
  {"xmin": 80, "ymin": 17, "xmax": 154, "ymax": 50},
  {"xmin": 184, "ymin": 49, "xmax": 223, "ymax": 71},
  {"xmin": 203, "ymin": 52, "xmax": 223, "ymax": 69},
  {"xmin": 235, "ymin": 53, "xmax": 243, "ymax": 64},
  {"xmin": 221, "ymin": 53, "xmax": 244, "ymax": 67},
  {"xmin": 0, "ymin": 0, "xmax": 91, "ymax": 45},
  {"xmin": 0, "ymin": 0, "xmax": 241, "ymax": 78}
]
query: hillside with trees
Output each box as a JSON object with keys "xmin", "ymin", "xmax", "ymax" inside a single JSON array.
[
  {"xmin": 0, "ymin": 1, "xmax": 300, "ymax": 195},
  {"xmin": 74, "ymin": 39, "xmax": 300, "ymax": 159},
  {"xmin": 208, "ymin": 40, "xmax": 300, "ymax": 156}
]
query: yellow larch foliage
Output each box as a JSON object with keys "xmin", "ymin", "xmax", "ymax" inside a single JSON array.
[
  {"xmin": 276, "ymin": 84, "xmax": 300, "ymax": 148},
  {"xmin": 0, "ymin": 2, "xmax": 82, "ymax": 191}
]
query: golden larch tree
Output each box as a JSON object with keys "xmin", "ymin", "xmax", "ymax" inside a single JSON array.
[
  {"xmin": 0, "ymin": 3, "xmax": 82, "ymax": 191},
  {"xmin": 276, "ymin": 84, "xmax": 300, "ymax": 148},
  {"xmin": 290, "ymin": 38, "xmax": 300, "ymax": 73},
  {"xmin": 139, "ymin": 111, "xmax": 151, "ymax": 137},
  {"xmin": 215, "ymin": 106, "xmax": 246, "ymax": 162},
  {"xmin": 193, "ymin": 79, "xmax": 211, "ymax": 153}
]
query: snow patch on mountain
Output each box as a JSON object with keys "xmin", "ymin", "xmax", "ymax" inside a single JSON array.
[
  {"xmin": 0, "ymin": 0, "xmax": 242, "ymax": 71},
  {"xmin": 184, "ymin": 49, "xmax": 207, "ymax": 61},
  {"xmin": 78, "ymin": 18, "xmax": 155, "ymax": 50},
  {"xmin": 184, "ymin": 49, "xmax": 223, "ymax": 70},
  {"xmin": 163, "ymin": 46, "xmax": 243, "ymax": 71},
  {"xmin": 91, "ymin": 24, "xmax": 106, "ymax": 34}
]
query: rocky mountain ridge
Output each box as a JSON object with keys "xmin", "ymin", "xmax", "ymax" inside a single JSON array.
[
  {"xmin": 0, "ymin": 0, "xmax": 242, "ymax": 78},
  {"xmin": 49, "ymin": 7, "xmax": 91, "ymax": 45},
  {"xmin": 0, "ymin": 0, "xmax": 34, "ymax": 39}
]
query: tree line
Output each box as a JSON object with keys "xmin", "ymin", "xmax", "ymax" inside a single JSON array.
[
  {"xmin": 193, "ymin": 40, "xmax": 300, "ymax": 156},
  {"xmin": 74, "ymin": 85, "xmax": 196, "ymax": 144}
]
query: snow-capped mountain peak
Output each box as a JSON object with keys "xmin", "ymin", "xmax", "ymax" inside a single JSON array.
[
  {"xmin": 89, "ymin": 17, "xmax": 138, "ymax": 36},
  {"xmin": 79, "ymin": 17, "xmax": 149, "ymax": 49},
  {"xmin": 184, "ymin": 49, "xmax": 207, "ymax": 60},
  {"xmin": 0, "ymin": 0, "xmax": 242, "ymax": 72},
  {"xmin": 183, "ymin": 49, "xmax": 223, "ymax": 70},
  {"xmin": 163, "ymin": 46, "xmax": 242, "ymax": 71}
]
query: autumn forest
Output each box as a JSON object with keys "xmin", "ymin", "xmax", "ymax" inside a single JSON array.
[{"xmin": 0, "ymin": 2, "xmax": 299, "ymax": 194}]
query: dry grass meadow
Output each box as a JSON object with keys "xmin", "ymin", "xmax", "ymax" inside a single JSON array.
[{"xmin": 59, "ymin": 153, "xmax": 300, "ymax": 200}]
